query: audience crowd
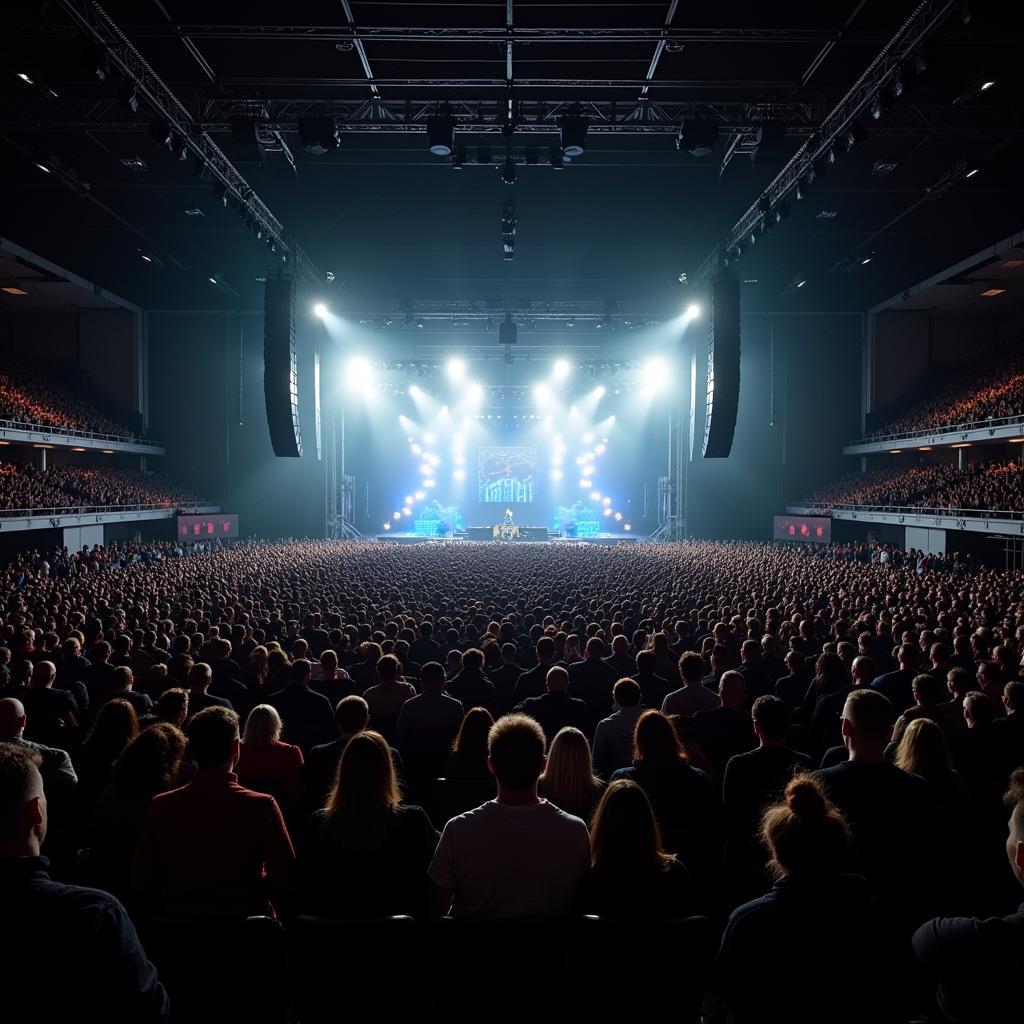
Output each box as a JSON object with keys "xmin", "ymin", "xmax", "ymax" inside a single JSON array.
[
  {"xmin": 2, "ymin": 537, "xmax": 1023, "ymax": 1022},
  {"xmin": 806, "ymin": 458, "xmax": 1024, "ymax": 513},
  {"xmin": 0, "ymin": 460, "xmax": 203, "ymax": 512},
  {"xmin": 0, "ymin": 359, "xmax": 136, "ymax": 438},
  {"xmin": 870, "ymin": 340, "xmax": 1024, "ymax": 438}
]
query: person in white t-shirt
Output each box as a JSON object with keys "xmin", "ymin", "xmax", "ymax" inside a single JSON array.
[{"xmin": 429, "ymin": 713, "xmax": 590, "ymax": 919}]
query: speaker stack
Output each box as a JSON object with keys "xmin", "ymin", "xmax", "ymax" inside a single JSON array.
[
  {"xmin": 264, "ymin": 276, "xmax": 303, "ymax": 458},
  {"xmin": 701, "ymin": 276, "xmax": 741, "ymax": 459}
]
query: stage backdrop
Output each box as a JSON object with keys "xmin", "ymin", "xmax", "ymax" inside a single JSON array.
[{"xmin": 478, "ymin": 445, "xmax": 537, "ymax": 503}]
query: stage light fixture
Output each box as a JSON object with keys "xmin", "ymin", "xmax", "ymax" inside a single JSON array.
[
  {"xmin": 965, "ymin": 167, "xmax": 979, "ymax": 178},
  {"xmin": 614, "ymin": 512, "xmax": 623, "ymax": 521},
  {"xmin": 796, "ymin": 277, "xmax": 807, "ymax": 288},
  {"xmin": 595, "ymin": 443, "xmax": 606, "ymax": 455},
  {"xmin": 580, "ymin": 478, "xmax": 592, "ymax": 488},
  {"xmin": 383, "ymin": 522, "xmax": 391, "ymax": 530},
  {"xmin": 405, "ymin": 495, "xmax": 414, "ymax": 505},
  {"xmin": 415, "ymin": 490, "xmax": 426, "ymax": 500},
  {"xmin": 468, "ymin": 382, "xmax": 484, "ymax": 402},
  {"xmin": 590, "ymin": 491, "xmax": 602, "ymax": 501},
  {"xmin": 346, "ymin": 356, "xmax": 375, "ymax": 390},
  {"xmin": 409, "ymin": 385, "xmax": 422, "ymax": 399},
  {"xmin": 871, "ymin": 97, "xmax": 882, "ymax": 120},
  {"xmin": 500, "ymin": 156, "xmax": 516, "ymax": 185},
  {"xmin": 393, "ymin": 512, "xmax": 401, "ymax": 520},
  {"xmin": 427, "ymin": 114, "xmax": 456, "ymax": 156},
  {"xmin": 410, "ymin": 443, "xmax": 422, "ymax": 455},
  {"xmin": 313, "ymin": 302, "xmax": 327, "ymax": 318},
  {"xmin": 534, "ymin": 383, "xmax": 550, "ymax": 402},
  {"xmin": 551, "ymin": 469, "xmax": 564, "ymax": 481},
  {"xmin": 402, "ymin": 506, "xmax": 412, "ymax": 516},
  {"xmin": 423, "ymin": 478, "xmax": 436, "ymax": 488},
  {"xmin": 624, "ymin": 523, "xmax": 631, "ymax": 532},
  {"xmin": 423, "ymin": 432, "xmax": 436, "ymax": 444},
  {"xmin": 451, "ymin": 145, "xmax": 466, "ymax": 170},
  {"xmin": 676, "ymin": 118, "xmax": 718, "ymax": 157},
  {"xmin": 453, "ymin": 469, "xmax": 466, "ymax": 481},
  {"xmin": 603, "ymin": 508, "xmax": 612, "ymax": 517},
  {"xmin": 447, "ymin": 357, "xmax": 466, "ymax": 380},
  {"xmin": 593, "ymin": 385, "xmax": 606, "ymax": 399},
  {"xmin": 560, "ymin": 114, "xmax": 588, "ymax": 157},
  {"xmin": 553, "ymin": 359, "xmax": 571, "ymax": 379},
  {"xmin": 980, "ymin": 79, "xmax": 996, "ymax": 92},
  {"xmin": 685, "ymin": 303, "xmax": 701, "ymax": 319},
  {"xmin": 548, "ymin": 145, "xmax": 566, "ymax": 170},
  {"xmin": 603, "ymin": 497, "xmax": 612, "ymax": 506}
]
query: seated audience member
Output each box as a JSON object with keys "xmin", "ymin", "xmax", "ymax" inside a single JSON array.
[
  {"xmin": 959, "ymin": 691, "xmax": 1006, "ymax": 801},
  {"xmin": 662, "ymin": 651, "xmax": 721, "ymax": 718},
  {"xmin": 888, "ymin": 672, "xmax": 952, "ymax": 749},
  {"xmin": 577, "ymin": 778, "xmax": 695, "ymax": 920},
  {"xmin": 632, "ymin": 649, "xmax": 673, "ymax": 710},
  {"xmin": 84, "ymin": 640, "xmax": 117, "ymax": 708},
  {"xmin": 604, "ymin": 633, "xmax": 636, "ymax": 680},
  {"xmin": 446, "ymin": 647, "xmax": 497, "ymax": 715},
  {"xmin": 396, "ymin": 660, "xmax": 464, "ymax": 787},
  {"xmin": 976, "ymin": 659, "xmax": 1004, "ymax": 708},
  {"xmin": 490, "ymin": 642, "xmax": 523, "ymax": 717},
  {"xmin": 268, "ymin": 658, "xmax": 334, "ymax": 754},
  {"xmin": 22, "ymin": 660, "xmax": 78, "ymax": 749},
  {"xmin": 511, "ymin": 635, "xmax": 558, "ymax": 704},
  {"xmin": 592, "ymin": 678, "xmax": 645, "ymax": 778},
  {"xmin": 106, "ymin": 666, "xmax": 153, "ymax": 718},
  {"xmin": 296, "ymin": 731, "xmax": 436, "ymax": 918},
  {"xmin": 611, "ymin": 709, "xmax": 715, "ymax": 854},
  {"xmin": 568, "ymin": 637, "xmax": 617, "ymax": 724},
  {"xmin": 429, "ymin": 713, "xmax": 590, "ymax": 918},
  {"xmin": 815, "ymin": 688, "xmax": 935, "ymax": 926},
  {"xmin": 88, "ymin": 723, "xmax": 186, "ymax": 895},
  {"xmin": 74, "ymin": 698, "xmax": 139, "ymax": 821},
  {"xmin": 808, "ymin": 654, "xmax": 874, "ymax": 756},
  {"xmin": 722, "ymin": 696, "xmax": 815, "ymax": 901},
  {"xmin": 445, "ymin": 707, "xmax": 495, "ymax": 782},
  {"xmin": 361, "ymin": 653, "xmax": 417, "ymax": 743},
  {"xmin": 309, "ymin": 649, "xmax": 354, "ymax": 708},
  {"xmin": 871, "ymin": 643, "xmax": 920, "ymax": 715},
  {"xmin": 714, "ymin": 775, "xmax": 900, "ymax": 1024},
  {"xmin": 937, "ymin": 666, "xmax": 972, "ymax": 733},
  {"xmin": 774, "ymin": 650, "xmax": 810, "ymax": 709},
  {"xmin": 514, "ymin": 665, "xmax": 589, "ymax": 742},
  {"xmin": 444, "ymin": 648, "xmax": 464, "ymax": 680},
  {"xmin": 736, "ymin": 639, "xmax": 775, "ymax": 702},
  {"xmin": 151, "ymin": 687, "xmax": 188, "ymax": 728},
  {"xmin": 914, "ymin": 767, "xmax": 1024, "ymax": 1024},
  {"xmin": 55, "ymin": 637, "xmax": 90, "ymax": 716},
  {"xmin": 186, "ymin": 661, "xmax": 232, "ymax": 717},
  {"xmin": 992, "ymin": 680, "xmax": 1024, "ymax": 777},
  {"xmin": 235, "ymin": 704, "xmax": 304, "ymax": 824},
  {"xmin": 692, "ymin": 671, "xmax": 756, "ymax": 784},
  {"xmin": 0, "ymin": 743, "xmax": 170, "ymax": 1023},
  {"xmin": 132, "ymin": 706, "xmax": 295, "ymax": 919},
  {"xmin": 539, "ymin": 726, "xmax": 604, "ymax": 822}
]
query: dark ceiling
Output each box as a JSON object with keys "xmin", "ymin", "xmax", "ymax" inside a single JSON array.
[{"xmin": 0, "ymin": 0, "xmax": 1021, "ymax": 320}]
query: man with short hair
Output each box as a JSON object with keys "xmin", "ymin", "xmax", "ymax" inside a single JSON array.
[
  {"xmin": 398, "ymin": 661, "xmax": 464, "ymax": 787},
  {"xmin": 22, "ymin": 660, "xmax": 77, "ymax": 750},
  {"xmin": 490, "ymin": 643, "xmax": 523, "ymax": 717},
  {"xmin": 592, "ymin": 678, "xmax": 645, "ymax": 778},
  {"xmin": 409, "ymin": 621, "xmax": 441, "ymax": 667},
  {"xmin": 0, "ymin": 742, "xmax": 169, "ymax": 1021},
  {"xmin": 106, "ymin": 666, "xmax": 153, "ymax": 717},
  {"xmin": 662, "ymin": 651, "xmax": 721, "ymax": 718},
  {"xmin": 268, "ymin": 658, "xmax": 334, "ymax": 754},
  {"xmin": 186, "ymin": 661, "xmax": 232, "ymax": 718},
  {"xmin": 914, "ymin": 768, "xmax": 1024, "ymax": 1021},
  {"xmin": 815, "ymin": 688, "xmax": 934, "ymax": 925},
  {"xmin": 871, "ymin": 643, "xmax": 920, "ymax": 714},
  {"xmin": 132, "ymin": 706, "xmax": 294, "ymax": 919},
  {"xmin": 736, "ymin": 639, "xmax": 774, "ymax": 702},
  {"xmin": 603, "ymin": 634, "xmax": 636, "ymax": 679},
  {"xmin": 430, "ymin": 713, "xmax": 590, "ymax": 918},
  {"xmin": 515, "ymin": 666, "xmax": 589, "ymax": 745},
  {"xmin": 512, "ymin": 635, "xmax": 558, "ymax": 704},
  {"xmin": 84, "ymin": 640, "xmax": 117, "ymax": 708},
  {"xmin": 446, "ymin": 647, "xmax": 496, "ymax": 715},
  {"xmin": 692, "ymin": 671, "xmax": 756, "ymax": 784},
  {"xmin": 937, "ymin": 666, "xmax": 973, "ymax": 734},
  {"xmin": 568, "ymin": 636, "xmax": 617, "ymax": 724},
  {"xmin": 633, "ymin": 648, "xmax": 673, "ymax": 710},
  {"xmin": 992, "ymin": 680, "xmax": 1024, "ymax": 778}
]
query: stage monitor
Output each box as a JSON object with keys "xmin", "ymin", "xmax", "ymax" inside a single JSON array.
[
  {"xmin": 177, "ymin": 514, "xmax": 239, "ymax": 539},
  {"xmin": 773, "ymin": 514, "xmax": 830, "ymax": 543},
  {"xmin": 478, "ymin": 445, "xmax": 536, "ymax": 503}
]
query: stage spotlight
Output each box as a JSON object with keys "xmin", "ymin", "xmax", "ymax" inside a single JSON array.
[
  {"xmin": 624, "ymin": 523, "xmax": 631, "ymax": 532},
  {"xmin": 592, "ymin": 385, "xmax": 606, "ymax": 400},
  {"xmin": 603, "ymin": 508, "xmax": 612, "ymax": 516},
  {"xmin": 583, "ymin": 432, "xmax": 594, "ymax": 444},
  {"xmin": 642, "ymin": 358, "xmax": 668, "ymax": 395},
  {"xmin": 614, "ymin": 512, "xmax": 623, "ymax": 521},
  {"xmin": 423, "ymin": 478, "xmax": 436, "ymax": 488},
  {"xmin": 410, "ymin": 443, "xmax": 422, "ymax": 455},
  {"xmin": 453, "ymin": 469, "xmax": 466, "ymax": 481},
  {"xmin": 468, "ymin": 382, "xmax": 484, "ymax": 402},
  {"xmin": 553, "ymin": 358, "xmax": 571, "ymax": 379},
  {"xmin": 590, "ymin": 491, "xmax": 602, "ymax": 501},
  {"xmin": 560, "ymin": 114, "xmax": 588, "ymax": 157},
  {"xmin": 409, "ymin": 385, "xmax": 423, "ymax": 399},
  {"xmin": 580, "ymin": 478, "xmax": 592, "ymax": 488},
  {"xmin": 595, "ymin": 443, "xmax": 606, "ymax": 455},
  {"xmin": 402, "ymin": 506, "xmax": 412, "ymax": 516},
  {"xmin": 551, "ymin": 469, "xmax": 564, "ymax": 481},
  {"xmin": 603, "ymin": 496, "xmax": 612, "ymax": 506},
  {"xmin": 423, "ymin": 432, "xmax": 436, "ymax": 444},
  {"xmin": 313, "ymin": 302, "xmax": 327, "ymax": 318},
  {"xmin": 419, "ymin": 463, "xmax": 433, "ymax": 475},
  {"xmin": 405, "ymin": 495, "xmax": 414, "ymax": 505},
  {"xmin": 534, "ymin": 383, "xmax": 551, "ymax": 403},
  {"xmin": 346, "ymin": 357, "xmax": 375, "ymax": 390},
  {"xmin": 414, "ymin": 490, "xmax": 425, "ymax": 500},
  {"xmin": 393, "ymin": 512, "xmax": 401, "ymax": 520},
  {"xmin": 685, "ymin": 303, "xmax": 701, "ymax": 319},
  {"xmin": 447, "ymin": 357, "xmax": 466, "ymax": 380},
  {"xmin": 427, "ymin": 114, "xmax": 456, "ymax": 156}
]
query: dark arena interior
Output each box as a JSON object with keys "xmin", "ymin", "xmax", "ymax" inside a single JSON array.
[{"xmin": 2, "ymin": 2, "xmax": 1024, "ymax": 1021}]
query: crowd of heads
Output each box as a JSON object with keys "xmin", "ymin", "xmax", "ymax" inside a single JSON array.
[{"xmin": 2, "ymin": 537, "xmax": 1023, "ymax": 1021}]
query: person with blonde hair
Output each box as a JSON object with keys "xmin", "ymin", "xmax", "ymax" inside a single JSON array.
[
  {"xmin": 714, "ymin": 775, "xmax": 899, "ymax": 1023},
  {"xmin": 578, "ymin": 778, "xmax": 694, "ymax": 919},
  {"xmin": 296, "ymin": 730, "xmax": 436, "ymax": 918},
  {"xmin": 236, "ymin": 704, "xmax": 303, "ymax": 823},
  {"xmin": 539, "ymin": 726, "xmax": 604, "ymax": 822}
]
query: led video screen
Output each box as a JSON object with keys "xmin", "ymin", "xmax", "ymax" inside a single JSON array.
[{"xmin": 478, "ymin": 446, "xmax": 537, "ymax": 503}]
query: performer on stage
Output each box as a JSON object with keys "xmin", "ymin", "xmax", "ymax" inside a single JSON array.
[{"xmin": 503, "ymin": 507, "xmax": 514, "ymax": 526}]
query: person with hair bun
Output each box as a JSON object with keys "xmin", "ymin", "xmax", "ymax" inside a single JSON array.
[{"xmin": 714, "ymin": 774, "xmax": 901, "ymax": 1024}]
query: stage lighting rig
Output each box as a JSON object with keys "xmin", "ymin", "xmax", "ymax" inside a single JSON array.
[
  {"xmin": 427, "ymin": 113, "xmax": 456, "ymax": 156},
  {"xmin": 501, "ymin": 200, "xmax": 518, "ymax": 262},
  {"xmin": 560, "ymin": 114, "xmax": 588, "ymax": 158}
]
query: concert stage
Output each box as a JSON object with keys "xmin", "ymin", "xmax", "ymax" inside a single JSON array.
[{"xmin": 375, "ymin": 532, "xmax": 646, "ymax": 545}]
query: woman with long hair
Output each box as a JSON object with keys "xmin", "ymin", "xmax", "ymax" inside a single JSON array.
[
  {"xmin": 74, "ymin": 698, "xmax": 140, "ymax": 824},
  {"xmin": 445, "ymin": 707, "xmax": 495, "ymax": 781},
  {"xmin": 610, "ymin": 709, "xmax": 715, "ymax": 853},
  {"xmin": 236, "ymin": 704, "xmax": 304, "ymax": 823},
  {"xmin": 295, "ymin": 731, "xmax": 437, "ymax": 918},
  {"xmin": 539, "ymin": 727, "xmax": 604, "ymax": 822},
  {"xmin": 714, "ymin": 775, "xmax": 899, "ymax": 1023},
  {"xmin": 578, "ymin": 779, "xmax": 694, "ymax": 918}
]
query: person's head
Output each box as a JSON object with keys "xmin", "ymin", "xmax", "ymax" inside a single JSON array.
[
  {"xmin": 445, "ymin": 649, "xmax": 463, "ymax": 673},
  {"xmin": 487, "ymin": 713, "xmax": 546, "ymax": 791},
  {"xmin": 111, "ymin": 666, "xmax": 133, "ymax": 692},
  {"xmin": 1003, "ymin": 680, "xmax": 1024, "ymax": 717},
  {"xmin": 947, "ymin": 666, "xmax": 973, "ymax": 700},
  {"xmin": 761, "ymin": 775, "xmax": 849, "ymax": 879},
  {"xmin": 420, "ymin": 661, "xmax": 446, "ymax": 690},
  {"xmin": 590, "ymin": 779, "xmax": 673, "ymax": 878},
  {"xmin": 851, "ymin": 655, "xmax": 876, "ymax": 686},
  {"xmin": 335, "ymin": 695, "xmax": 370, "ymax": 738},
  {"xmin": 741, "ymin": 639, "xmax": 761, "ymax": 664},
  {"xmin": 501, "ymin": 642, "xmax": 517, "ymax": 666},
  {"xmin": 320, "ymin": 649, "xmax": 338, "ymax": 676},
  {"xmin": 0, "ymin": 743, "xmax": 46, "ymax": 857},
  {"xmin": 84, "ymin": 698, "xmax": 139, "ymax": 757},
  {"xmin": 894, "ymin": 717, "xmax": 951, "ymax": 782},
  {"xmin": 897, "ymin": 643, "xmax": 919, "ymax": 670},
  {"xmin": 187, "ymin": 662, "xmax": 213, "ymax": 692},
  {"xmin": 635, "ymin": 649, "xmax": 655, "ymax": 675},
  {"xmin": 612, "ymin": 677, "xmax": 641, "ymax": 710},
  {"xmin": 912, "ymin": 673, "xmax": 946, "ymax": 708},
  {"xmin": 1004, "ymin": 768, "xmax": 1024, "ymax": 887},
  {"xmin": 0, "ymin": 698, "xmax": 27, "ymax": 741},
  {"xmin": 452, "ymin": 706, "xmax": 495, "ymax": 758},
  {"xmin": 584, "ymin": 637, "xmax": 604, "ymax": 661},
  {"xmin": 324, "ymin": 731, "xmax": 400, "ymax": 852},
  {"xmin": 289, "ymin": 658, "xmax": 313, "ymax": 686},
  {"xmin": 678, "ymin": 651, "xmax": 705, "ymax": 685},
  {"xmin": 752, "ymin": 694, "xmax": 790, "ymax": 747},
  {"xmin": 718, "ymin": 670, "xmax": 747, "ymax": 710},
  {"xmin": 113, "ymin": 723, "xmax": 186, "ymax": 799},
  {"xmin": 186, "ymin": 705, "xmax": 240, "ymax": 770},
  {"xmin": 840, "ymin": 688, "xmax": 893, "ymax": 757},
  {"xmin": 462, "ymin": 648, "xmax": 484, "ymax": 672},
  {"xmin": 155, "ymin": 687, "xmax": 188, "ymax": 726},
  {"xmin": 27, "ymin": 660, "xmax": 55, "ymax": 690},
  {"xmin": 545, "ymin": 665, "xmax": 570, "ymax": 693},
  {"xmin": 540, "ymin": 727, "xmax": 601, "ymax": 818},
  {"xmin": 963, "ymin": 690, "xmax": 995, "ymax": 729},
  {"xmin": 242, "ymin": 704, "xmax": 283, "ymax": 748},
  {"xmin": 633, "ymin": 709, "xmax": 685, "ymax": 769}
]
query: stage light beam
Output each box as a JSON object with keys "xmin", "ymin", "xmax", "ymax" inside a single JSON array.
[
  {"xmin": 313, "ymin": 302, "xmax": 327, "ymax": 318},
  {"xmin": 447, "ymin": 358, "xmax": 466, "ymax": 381},
  {"xmin": 553, "ymin": 358, "xmax": 571, "ymax": 379}
]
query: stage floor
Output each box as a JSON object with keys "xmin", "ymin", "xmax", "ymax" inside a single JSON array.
[{"xmin": 375, "ymin": 532, "xmax": 647, "ymax": 545}]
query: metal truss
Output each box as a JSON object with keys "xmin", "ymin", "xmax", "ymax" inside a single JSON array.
[{"xmin": 53, "ymin": 0, "xmax": 322, "ymax": 285}]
